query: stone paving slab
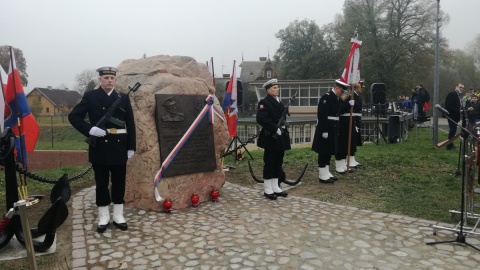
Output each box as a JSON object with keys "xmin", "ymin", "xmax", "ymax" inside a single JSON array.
[{"xmin": 71, "ymin": 182, "xmax": 480, "ymax": 270}]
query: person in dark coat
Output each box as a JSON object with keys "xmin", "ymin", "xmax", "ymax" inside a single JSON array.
[
  {"xmin": 348, "ymin": 82, "xmax": 364, "ymax": 168},
  {"xmin": 311, "ymin": 79, "xmax": 348, "ymax": 183},
  {"xmin": 416, "ymin": 83, "xmax": 428, "ymax": 122},
  {"xmin": 335, "ymin": 90, "xmax": 356, "ymax": 174},
  {"xmin": 444, "ymin": 83, "xmax": 464, "ymax": 151},
  {"xmin": 256, "ymin": 78, "xmax": 291, "ymax": 200},
  {"xmin": 68, "ymin": 66, "xmax": 136, "ymax": 232}
]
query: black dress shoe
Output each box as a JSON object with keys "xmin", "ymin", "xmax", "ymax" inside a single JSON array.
[
  {"xmin": 319, "ymin": 178, "xmax": 334, "ymax": 184},
  {"xmin": 264, "ymin": 192, "xmax": 277, "ymax": 200},
  {"xmin": 274, "ymin": 191, "xmax": 288, "ymax": 197},
  {"xmin": 329, "ymin": 175, "xmax": 338, "ymax": 181},
  {"xmin": 335, "ymin": 170, "xmax": 346, "ymax": 175},
  {"xmin": 97, "ymin": 223, "xmax": 109, "ymax": 233},
  {"xmin": 113, "ymin": 221, "xmax": 128, "ymax": 231}
]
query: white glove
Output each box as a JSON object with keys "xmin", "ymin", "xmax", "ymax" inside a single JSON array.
[
  {"xmin": 349, "ymin": 100, "xmax": 355, "ymax": 106},
  {"xmin": 276, "ymin": 128, "xmax": 282, "ymax": 136},
  {"xmin": 89, "ymin": 126, "xmax": 106, "ymax": 137},
  {"xmin": 127, "ymin": 150, "xmax": 134, "ymax": 159},
  {"xmin": 322, "ymin": 132, "xmax": 328, "ymax": 139}
]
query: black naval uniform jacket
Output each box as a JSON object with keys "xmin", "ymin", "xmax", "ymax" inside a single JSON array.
[
  {"xmin": 68, "ymin": 87, "xmax": 136, "ymax": 165},
  {"xmin": 312, "ymin": 90, "xmax": 340, "ymax": 156},
  {"xmin": 256, "ymin": 94, "xmax": 291, "ymax": 151},
  {"xmin": 337, "ymin": 92, "xmax": 363, "ymax": 156}
]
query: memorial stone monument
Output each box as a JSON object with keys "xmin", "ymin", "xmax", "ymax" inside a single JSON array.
[{"xmin": 115, "ymin": 55, "xmax": 229, "ymax": 210}]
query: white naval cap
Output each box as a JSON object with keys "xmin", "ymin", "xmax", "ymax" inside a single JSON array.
[
  {"xmin": 262, "ymin": 78, "xmax": 278, "ymax": 90},
  {"xmin": 335, "ymin": 79, "xmax": 349, "ymax": 91},
  {"xmin": 96, "ymin": 66, "xmax": 118, "ymax": 76}
]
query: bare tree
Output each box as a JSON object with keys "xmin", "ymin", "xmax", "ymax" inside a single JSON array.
[
  {"xmin": 336, "ymin": 0, "xmax": 447, "ymax": 99},
  {"xmin": 74, "ymin": 69, "xmax": 97, "ymax": 94},
  {"xmin": 465, "ymin": 33, "xmax": 480, "ymax": 69},
  {"xmin": 0, "ymin": 45, "xmax": 28, "ymax": 86}
]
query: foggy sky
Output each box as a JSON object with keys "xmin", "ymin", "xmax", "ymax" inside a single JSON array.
[{"xmin": 1, "ymin": 0, "xmax": 478, "ymax": 92}]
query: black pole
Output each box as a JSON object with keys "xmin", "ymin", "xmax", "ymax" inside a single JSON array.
[{"xmin": 50, "ymin": 114, "xmax": 54, "ymax": 148}]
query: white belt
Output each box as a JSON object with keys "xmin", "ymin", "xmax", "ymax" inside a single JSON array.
[
  {"xmin": 107, "ymin": 128, "xmax": 127, "ymax": 134},
  {"xmin": 327, "ymin": 116, "xmax": 339, "ymax": 121},
  {"xmin": 340, "ymin": 113, "xmax": 362, "ymax": 117}
]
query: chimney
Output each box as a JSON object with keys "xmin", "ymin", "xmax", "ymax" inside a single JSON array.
[
  {"xmin": 47, "ymin": 86, "xmax": 52, "ymax": 90},
  {"xmin": 259, "ymin": 57, "xmax": 267, "ymax": 61}
]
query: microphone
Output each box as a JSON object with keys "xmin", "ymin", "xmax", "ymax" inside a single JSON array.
[{"xmin": 435, "ymin": 104, "xmax": 450, "ymax": 115}]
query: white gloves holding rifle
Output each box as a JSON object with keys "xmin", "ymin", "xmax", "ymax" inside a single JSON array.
[
  {"xmin": 89, "ymin": 126, "xmax": 106, "ymax": 137},
  {"xmin": 276, "ymin": 128, "xmax": 282, "ymax": 136},
  {"xmin": 128, "ymin": 150, "xmax": 134, "ymax": 159},
  {"xmin": 349, "ymin": 100, "xmax": 355, "ymax": 106}
]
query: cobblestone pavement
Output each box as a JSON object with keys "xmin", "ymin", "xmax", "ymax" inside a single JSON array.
[{"xmin": 71, "ymin": 182, "xmax": 480, "ymax": 270}]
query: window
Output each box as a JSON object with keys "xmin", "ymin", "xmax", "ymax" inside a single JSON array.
[
  {"xmin": 46, "ymin": 107, "xmax": 49, "ymax": 113},
  {"xmin": 266, "ymin": 69, "xmax": 272, "ymax": 78},
  {"xmin": 38, "ymin": 96, "xmax": 41, "ymax": 102}
]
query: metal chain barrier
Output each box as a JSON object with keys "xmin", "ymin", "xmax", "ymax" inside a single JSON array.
[{"xmin": 14, "ymin": 164, "xmax": 93, "ymax": 184}]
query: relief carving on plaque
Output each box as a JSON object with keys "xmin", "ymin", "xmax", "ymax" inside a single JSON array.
[{"xmin": 161, "ymin": 96, "xmax": 185, "ymax": 122}]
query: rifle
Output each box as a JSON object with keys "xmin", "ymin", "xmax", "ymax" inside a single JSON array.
[
  {"xmin": 277, "ymin": 91, "xmax": 298, "ymax": 131},
  {"xmin": 85, "ymin": 82, "xmax": 141, "ymax": 147}
]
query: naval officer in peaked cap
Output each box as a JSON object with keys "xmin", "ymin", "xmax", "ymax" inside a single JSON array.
[
  {"xmin": 256, "ymin": 78, "xmax": 291, "ymax": 200},
  {"xmin": 69, "ymin": 65, "xmax": 136, "ymax": 233}
]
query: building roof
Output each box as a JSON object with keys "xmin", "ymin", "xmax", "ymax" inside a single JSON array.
[
  {"xmin": 31, "ymin": 88, "xmax": 82, "ymax": 107},
  {"xmin": 239, "ymin": 60, "xmax": 267, "ymax": 82}
]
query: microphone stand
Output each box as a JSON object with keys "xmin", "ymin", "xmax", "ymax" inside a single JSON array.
[{"xmin": 427, "ymin": 106, "xmax": 480, "ymax": 251}]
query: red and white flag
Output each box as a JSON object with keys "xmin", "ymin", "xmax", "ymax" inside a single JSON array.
[{"xmin": 340, "ymin": 37, "xmax": 362, "ymax": 85}]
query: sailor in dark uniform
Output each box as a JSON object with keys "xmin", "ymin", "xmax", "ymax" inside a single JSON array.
[
  {"xmin": 256, "ymin": 78, "xmax": 291, "ymax": 200},
  {"xmin": 335, "ymin": 86, "xmax": 356, "ymax": 174},
  {"xmin": 348, "ymin": 82, "xmax": 364, "ymax": 167},
  {"xmin": 311, "ymin": 80, "xmax": 348, "ymax": 183},
  {"xmin": 68, "ymin": 65, "xmax": 136, "ymax": 233}
]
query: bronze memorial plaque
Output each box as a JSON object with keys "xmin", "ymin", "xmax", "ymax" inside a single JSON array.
[{"xmin": 155, "ymin": 94, "xmax": 216, "ymax": 177}]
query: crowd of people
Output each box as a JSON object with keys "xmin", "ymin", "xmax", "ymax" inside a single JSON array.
[{"xmin": 397, "ymin": 84, "xmax": 430, "ymax": 122}]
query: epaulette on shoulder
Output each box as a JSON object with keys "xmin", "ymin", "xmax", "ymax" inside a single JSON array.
[{"xmin": 326, "ymin": 92, "xmax": 330, "ymax": 95}]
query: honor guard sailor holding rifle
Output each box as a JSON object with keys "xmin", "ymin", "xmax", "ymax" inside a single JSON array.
[
  {"xmin": 256, "ymin": 79, "xmax": 291, "ymax": 200},
  {"xmin": 312, "ymin": 79, "xmax": 349, "ymax": 183},
  {"xmin": 335, "ymin": 83, "xmax": 362, "ymax": 173},
  {"xmin": 68, "ymin": 66, "xmax": 136, "ymax": 233}
]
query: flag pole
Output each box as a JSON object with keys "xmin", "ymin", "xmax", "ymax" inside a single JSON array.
[
  {"xmin": 346, "ymin": 29, "xmax": 359, "ymax": 175},
  {"xmin": 210, "ymin": 57, "xmax": 216, "ymax": 93},
  {"xmin": 9, "ymin": 46, "xmax": 28, "ymax": 200},
  {"xmin": 0, "ymin": 68, "xmax": 5, "ymax": 135}
]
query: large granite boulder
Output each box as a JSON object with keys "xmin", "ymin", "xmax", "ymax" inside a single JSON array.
[{"xmin": 115, "ymin": 55, "xmax": 229, "ymax": 210}]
